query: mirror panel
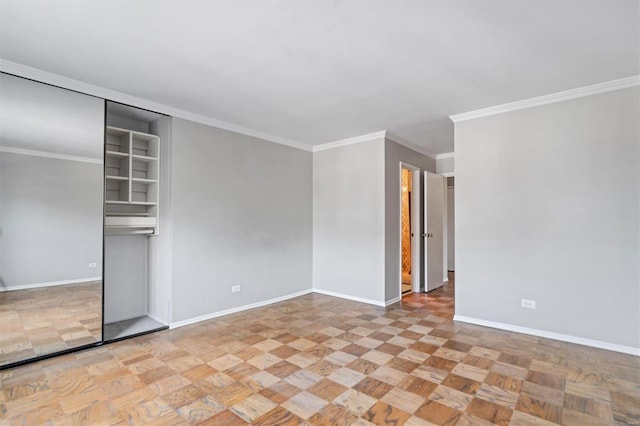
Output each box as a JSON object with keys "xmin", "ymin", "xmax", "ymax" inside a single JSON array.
[{"xmin": 0, "ymin": 73, "xmax": 104, "ymax": 366}]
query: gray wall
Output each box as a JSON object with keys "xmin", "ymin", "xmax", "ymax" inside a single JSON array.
[
  {"xmin": 455, "ymin": 87, "xmax": 640, "ymax": 348},
  {"xmin": 170, "ymin": 118, "xmax": 312, "ymax": 323},
  {"xmin": 384, "ymin": 139, "xmax": 436, "ymax": 302},
  {"xmin": 104, "ymin": 235, "xmax": 147, "ymax": 323},
  {"xmin": 313, "ymin": 138, "xmax": 386, "ymax": 303},
  {"xmin": 0, "ymin": 153, "xmax": 103, "ymax": 288},
  {"xmin": 436, "ymin": 156, "xmax": 454, "ymax": 175},
  {"xmin": 447, "ymin": 186, "xmax": 455, "ymax": 271}
]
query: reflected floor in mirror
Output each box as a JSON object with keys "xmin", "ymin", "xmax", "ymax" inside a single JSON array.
[{"xmin": 0, "ymin": 281, "xmax": 102, "ymax": 366}]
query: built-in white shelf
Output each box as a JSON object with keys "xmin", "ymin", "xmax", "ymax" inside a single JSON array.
[
  {"xmin": 105, "ymin": 126, "xmax": 160, "ymax": 235},
  {"xmin": 132, "ymin": 154, "xmax": 157, "ymax": 162}
]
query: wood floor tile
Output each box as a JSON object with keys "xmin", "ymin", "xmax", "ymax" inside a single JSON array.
[
  {"xmin": 441, "ymin": 373, "xmax": 481, "ymax": 394},
  {"xmin": 162, "ymin": 383, "xmax": 205, "ymax": 408},
  {"xmin": 307, "ymin": 403, "xmax": 357, "ymax": 426},
  {"xmin": 516, "ymin": 394, "xmax": 563, "ymax": 424},
  {"xmin": 200, "ymin": 409, "xmax": 246, "ymax": 426},
  {"xmin": 362, "ymin": 400, "xmax": 412, "ymax": 425},
  {"xmin": 610, "ymin": 390, "xmax": 640, "ymax": 424},
  {"xmin": 280, "ymin": 390, "xmax": 327, "ymax": 419},
  {"xmin": 259, "ymin": 381, "xmax": 302, "ymax": 405},
  {"xmin": 475, "ymin": 383, "xmax": 521, "ymax": 409},
  {"xmin": 510, "ymin": 409, "xmax": 560, "ymax": 425},
  {"xmin": 381, "ymin": 387, "xmax": 425, "ymax": 414},
  {"xmin": 230, "ymin": 393, "xmax": 278, "ymax": 422},
  {"xmin": 428, "ymin": 384, "xmax": 473, "ymax": 411},
  {"xmin": 308, "ymin": 378, "xmax": 349, "ymax": 401},
  {"xmin": 561, "ymin": 409, "xmax": 612, "ymax": 426},
  {"xmin": 397, "ymin": 375, "xmax": 438, "ymax": 398},
  {"xmin": 369, "ymin": 365, "xmax": 408, "ymax": 386},
  {"xmin": 466, "ymin": 397, "xmax": 513, "ymax": 425},
  {"xmin": 327, "ymin": 366, "xmax": 365, "ymax": 388},
  {"xmin": 333, "ymin": 389, "xmax": 377, "ymax": 416},
  {"xmin": 414, "ymin": 399, "xmax": 462, "ymax": 425}
]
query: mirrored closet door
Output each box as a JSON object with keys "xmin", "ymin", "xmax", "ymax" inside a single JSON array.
[{"xmin": 0, "ymin": 73, "xmax": 105, "ymax": 367}]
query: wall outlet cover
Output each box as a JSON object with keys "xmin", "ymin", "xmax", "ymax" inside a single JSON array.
[
  {"xmin": 232, "ymin": 285, "xmax": 242, "ymax": 293},
  {"xmin": 521, "ymin": 299, "xmax": 536, "ymax": 309}
]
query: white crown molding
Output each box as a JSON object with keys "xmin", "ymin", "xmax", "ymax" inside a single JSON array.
[
  {"xmin": 0, "ymin": 146, "xmax": 103, "ymax": 164},
  {"xmin": 0, "ymin": 59, "xmax": 313, "ymax": 152},
  {"xmin": 312, "ymin": 131, "xmax": 386, "ymax": 152},
  {"xmin": 385, "ymin": 132, "xmax": 438, "ymax": 159},
  {"xmin": 436, "ymin": 152, "xmax": 454, "ymax": 160},
  {"xmin": 454, "ymin": 315, "xmax": 640, "ymax": 356},
  {"xmin": 450, "ymin": 75, "xmax": 640, "ymax": 123}
]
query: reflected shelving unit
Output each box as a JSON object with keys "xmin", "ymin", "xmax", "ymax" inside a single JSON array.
[{"xmin": 105, "ymin": 126, "xmax": 159, "ymax": 234}]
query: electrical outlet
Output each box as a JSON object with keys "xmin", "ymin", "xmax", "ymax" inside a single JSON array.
[
  {"xmin": 232, "ymin": 285, "xmax": 242, "ymax": 293},
  {"xmin": 88, "ymin": 262, "xmax": 97, "ymax": 268},
  {"xmin": 521, "ymin": 299, "xmax": 536, "ymax": 309}
]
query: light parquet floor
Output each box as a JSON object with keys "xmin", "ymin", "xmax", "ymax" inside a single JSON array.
[
  {"xmin": 1, "ymin": 275, "xmax": 639, "ymax": 425},
  {"xmin": 0, "ymin": 281, "xmax": 102, "ymax": 367}
]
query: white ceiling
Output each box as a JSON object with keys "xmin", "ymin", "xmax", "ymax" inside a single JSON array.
[{"xmin": 0, "ymin": 1, "xmax": 638, "ymax": 154}]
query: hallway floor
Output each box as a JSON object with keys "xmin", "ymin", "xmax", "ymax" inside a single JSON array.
[{"xmin": 1, "ymin": 279, "xmax": 638, "ymax": 425}]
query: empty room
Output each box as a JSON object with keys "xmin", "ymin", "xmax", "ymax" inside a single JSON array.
[{"xmin": 0, "ymin": 1, "xmax": 638, "ymax": 425}]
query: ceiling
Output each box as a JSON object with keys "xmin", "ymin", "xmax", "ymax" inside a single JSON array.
[{"xmin": 0, "ymin": 1, "xmax": 638, "ymax": 154}]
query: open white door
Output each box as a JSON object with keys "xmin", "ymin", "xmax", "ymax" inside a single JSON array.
[{"xmin": 424, "ymin": 171, "xmax": 445, "ymax": 291}]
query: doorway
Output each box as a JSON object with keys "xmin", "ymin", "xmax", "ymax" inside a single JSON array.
[{"xmin": 400, "ymin": 163, "xmax": 421, "ymax": 296}]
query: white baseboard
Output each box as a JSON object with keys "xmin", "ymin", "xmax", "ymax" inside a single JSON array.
[
  {"xmin": 312, "ymin": 288, "xmax": 386, "ymax": 307},
  {"xmin": 170, "ymin": 289, "xmax": 313, "ymax": 329},
  {"xmin": 385, "ymin": 296, "xmax": 401, "ymax": 306},
  {"xmin": 454, "ymin": 315, "xmax": 640, "ymax": 356},
  {"xmin": 0, "ymin": 277, "xmax": 102, "ymax": 292}
]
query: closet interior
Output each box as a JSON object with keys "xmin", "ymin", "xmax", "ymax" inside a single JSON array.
[{"xmin": 103, "ymin": 102, "xmax": 169, "ymax": 341}]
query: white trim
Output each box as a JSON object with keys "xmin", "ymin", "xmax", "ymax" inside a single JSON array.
[
  {"xmin": 312, "ymin": 131, "xmax": 386, "ymax": 152},
  {"xmin": 440, "ymin": 172, "xmax": 455, "ymax": 177},
  {"xmin": 170, "ymin": 289, "xmax": 313, "ymax": 329},
  {"xmin": 385, "ymin": 296, "xmax": 402, "ymax": 306},
  {"xmin": 436, "ymin": 152, "xmax": 455, "ymax": 160},
  {"xmin": 450, "ymin": 75, "xmax": 640, "ymax": 122},
  {"xmin": 453, "ymin": 315, "xmax": 640, "ymax": 356},
  {"xmin": 0, "ymin": 146, "xmax": 102, "ymax": 164},
  {"xmin": 386, "ymin": 132, "xmax": 437, "ymax": 159},
  {"xmin": 312, "ymin": 288, "xmax": 386, "ymax": 307},
  {"xmin": 0, "ymin": 277, "xmax": 102, "ymax": 292},
  {"xmin": 0, "ymin": 59, "xmax": 312, "ymax": 152}
]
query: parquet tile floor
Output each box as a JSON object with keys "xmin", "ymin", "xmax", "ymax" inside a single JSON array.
[
  {"xmin": 0, "ymin": 282, "xmax": 102, "ymax": 367},
  {"xmin": 1, "ymin": 274, "xmax": 639, "ymax": 425}
]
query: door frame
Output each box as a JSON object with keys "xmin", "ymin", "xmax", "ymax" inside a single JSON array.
[
  {"xmin": 441, "ymin": 172, "xmax": 454, "ymax": 283},
  {"xmin": 399, "ymin": 162, "xmax": 421, "ymax": 296}
]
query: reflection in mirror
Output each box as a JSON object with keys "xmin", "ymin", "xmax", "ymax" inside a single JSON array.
[{"xmin": 0, "ymin": 73, "xmax": 104, "ymax": 366}]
